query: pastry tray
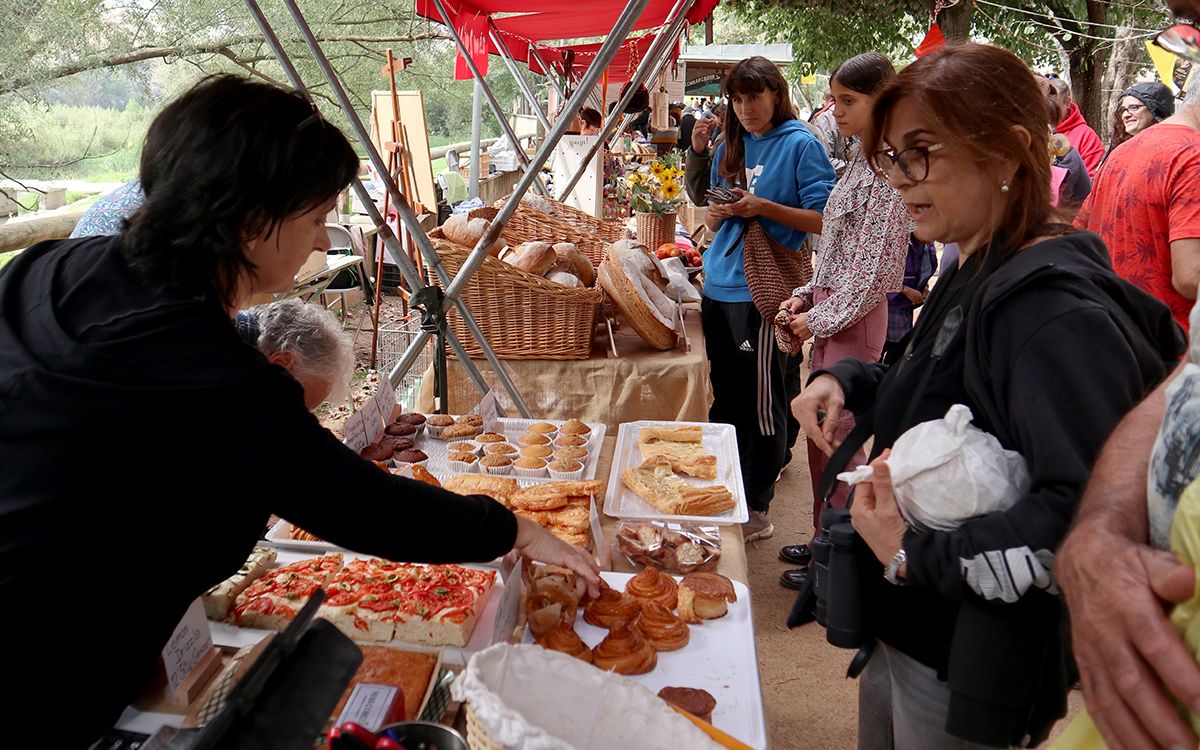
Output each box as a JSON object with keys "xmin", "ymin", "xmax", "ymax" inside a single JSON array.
[
  {"xmin": 209, "ymin": 550, "xmax": 520, "ymax": 667},
  {"xmin": 409, "ymin": 417, "xmax": 605, "ymax": 482},
  {"xmin": 603, "ymin": 421, "xmax": 749, "ymax": 525},
  {"xmin": 523, "ymin": 571, "xmax": 765, "ymax": 749}
]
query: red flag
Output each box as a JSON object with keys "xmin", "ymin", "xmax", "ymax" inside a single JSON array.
[
  {"xmin": 914, "ymin": 22, "xmax": 946, "ymax": 58},
  {"xmin": 453, "ymin": 9, "xmax": 489, "ymax": 80}
]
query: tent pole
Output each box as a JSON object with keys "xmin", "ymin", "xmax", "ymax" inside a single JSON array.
[
  {"xmin": 436, "ymin": 0, "xmax": 650, "ymax": 308},
  {"xmin": 262, "ymin": 0, "xmax": 533, "ymax": 416},
  {"xmin": 470, "ymin": 80, "xmax": 482, "ymax": 198},
  {"xmin": 529, "ymin": 46, "xmax": 568, "ymax": 103},
  {"xmin": 489, "ymin": 26, "xmax": 552, "ymax": 134},
  {"xmin": 430, "ymin": 0, "xmax": 551, "ymax": 197},
  {"xmin": 557, "ymin": 0, "xmax": 697, "ymax": 202}
]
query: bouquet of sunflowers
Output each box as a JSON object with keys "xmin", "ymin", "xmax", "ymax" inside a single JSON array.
[{"xmin": 619, "ymin": 153, "xmax": 685, "ymax": 215}]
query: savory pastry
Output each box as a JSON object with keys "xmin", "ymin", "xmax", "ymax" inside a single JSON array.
[
  {"xmin": 536, "ymin": 622, "xmax": 593, "ymax": 663},
  {"xmin": 622, "ymin": 461, "xmax": 735, "ymax": 516},
  {"xmin": 442, "ymin": 474, "xmax": 518, "ymax": 504},
  {"xmin": 591, "ymin": 625, "xmax": 657, "ymax": 675},
  {"xmin": 624, "ymin": 565, "xmax": 679, "ymax": 611},
  {"xmin": 616, "ymin": 524, "xmax": 721, "ymax": 574},
  {"xmin": 677, "ymin": 573, "xmax": 737, "ymax": 624},
  {"xmin": 657, "ymin": 687, "xmax": 717, "ymax": 723},
  {"xmin": 583, "ymin": 580, "xmax": 642, "ymax": 629},
  {"xmin": 637, "ymin": 426, "xmax": 717, "ymax": 480},
  {"xmin": 636, "ymin": 601, "xmax": 690, "ymax": 652},
  {"xmin": 202, "ymin": 547, "xmax": 277, "ymax": 619},
  {"xmin": 508, "ymin": 483, "xmax": 569, "ymax": 511}
]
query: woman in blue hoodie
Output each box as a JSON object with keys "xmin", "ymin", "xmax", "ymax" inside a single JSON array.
[{"xmin": 703, "ymin": 56, "xmax": 836, "ymax": 542}]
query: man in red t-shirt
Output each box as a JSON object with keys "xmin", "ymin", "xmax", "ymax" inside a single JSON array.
[{"xmin": 1075, "ymin": 89, "xmax": 1200, "ymax": 333}]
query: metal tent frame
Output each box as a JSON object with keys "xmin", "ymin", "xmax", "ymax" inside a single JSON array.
[{"xmin": 242, "ymin": 0, "xmax": 694, "ymax": 415}]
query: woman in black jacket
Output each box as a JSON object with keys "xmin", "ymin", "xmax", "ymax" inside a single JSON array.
[{"xmin": 794, "ymin": 44, "xmax": 1184, "ymax": 748}]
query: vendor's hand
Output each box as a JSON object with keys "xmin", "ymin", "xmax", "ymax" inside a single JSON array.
[
  {"xmin": 788, "ymin": 312, "xmax": 814, "ymax": 342},
  {"xmin": 691, "ymin": 117, "xmax": 715, "ymax": 154},
  {"xmin": 1058, "ymin": 522, "xmax": 1200, "ymax": 750},
  {"xmin": 793, "ymin": 373, "xmax": 846, "ymax": 457},
  {"xmin": 901, "ymin": 286, "xmax": 925, "ymax": 305},
  {"xmin": 725, "ymin": 188, "xmax": 763, "ymax": 218},
  {"xmin": 514, "ymin": 517, "xmax": 601, "ymax": 598},
  {"xmin": 849, "ymin": 452, "xmax": 908, "ymax": 569},
  {"xmin": 706, "ymin": 201, "xmax": 734, "ymax": 223}
]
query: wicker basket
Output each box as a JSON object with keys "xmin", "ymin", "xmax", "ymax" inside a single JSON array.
[
  {"xmin": 635, "ymin": 211, "xmax": 676, "ymax": 253},
  {"xmin": 470, "ymin": 206, "xmax": 610, "ymax": 267},
  {"xmin": 494, "ymin": 195, "xmax": 628, "ymax": 244},
  {"xmin": 429, "ymin": 229, "xmax": 603, "ymax": 360},
  {"xmin": 464, "ymin": 703, "xmax": 504, "ymax": 750}
]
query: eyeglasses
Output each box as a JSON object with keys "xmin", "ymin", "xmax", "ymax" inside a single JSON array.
[
  {"xmin": 1155, "ymin": 23, "xmax": 1200, "ymax": 62},
  {"xmin": 873, "ymin": 143, "xmax": 946, "ymax": 183},
  {"xmin": 1117, "ymin": 103, "xmax": 1148, "ymax": 116}
]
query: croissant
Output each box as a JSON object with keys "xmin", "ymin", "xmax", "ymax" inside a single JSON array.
[
  {"xmin": 591, "ymin": 624, "xmax": 657, "ymax": 675},
  {"xmin": 636, "ymin": 601, "xmax": 690, "ymax": 652},
  {"xmin": 583, "ymin": 580, "xmax": 642, "ymax": 629},
  {"xmin": 537, "ymin": 622, "xmax": 593, "ymax": 664},
  {"xmin": 624, "ymin": 566, "xmax": 679, "ymax": 611},
  {"xmin": 677, "ymin": 572, "xmax": 737, "ymax": 624}
]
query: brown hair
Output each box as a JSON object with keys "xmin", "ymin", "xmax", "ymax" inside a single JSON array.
[
  {"xmin": 719, "ymin": 57, "xmax": 797, "ymax": 181},
  {"xmin": 831, "ymin": 52, "xmax": 897, "ymax": 96},
  {"xmin": 865, "ymin": 44, "xmax": 1071, "ymax": 270}
]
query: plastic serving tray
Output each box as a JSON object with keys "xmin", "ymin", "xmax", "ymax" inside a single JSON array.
[{"xmin": 603, "ymin": 420, "xmax": 749, "ymax": 525}]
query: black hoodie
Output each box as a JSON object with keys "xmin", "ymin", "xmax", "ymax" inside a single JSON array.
[
  {"xmin": 0, "ymin": 236, "xmax": 517, "ymax": 746},
  {"xmin": 821, "ymin": 231, "xmax": 1184, "ymax": 747}
]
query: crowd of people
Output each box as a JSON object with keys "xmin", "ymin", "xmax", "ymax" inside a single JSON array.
[{"xmin": 5, "ymin": 4, "xmax": 1200, "ymax": 746}]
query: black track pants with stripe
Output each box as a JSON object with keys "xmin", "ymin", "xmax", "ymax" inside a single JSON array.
[{"xmin": 701, "ymin": 297, "xmax": 801, "ymax": 514}]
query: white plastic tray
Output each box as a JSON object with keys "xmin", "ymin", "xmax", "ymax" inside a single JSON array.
[
  {"xmin": 603, "ymin": 421, "xmax": 748, "ymax": 525},
  {"xmin": 413, "ymin": 417, "xmax": 605, "ymax": 482},
  {"xmin": 523, "ymin": 571, "xmax": 765, "ymax": 749},
  {"xmin": 209, "ymin": 550, "xmax": 517, "ymax": 666}
]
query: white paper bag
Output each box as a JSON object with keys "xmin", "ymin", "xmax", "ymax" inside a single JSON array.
[{"xmin": 838, "ymin": 404, "xmax": 1030, "ymax": 531}]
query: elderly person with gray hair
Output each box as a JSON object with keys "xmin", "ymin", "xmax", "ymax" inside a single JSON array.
[{"xmin": 243, "ymin": 298, "xmax": 354, "ymax": 410}]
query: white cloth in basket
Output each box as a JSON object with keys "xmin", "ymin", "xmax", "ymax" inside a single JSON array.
[{"xmin": 452, "ymin": 644, "xmax": 722, "ymax": 750}]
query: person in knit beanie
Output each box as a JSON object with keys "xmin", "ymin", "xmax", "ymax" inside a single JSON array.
[{"xmin": 1112, "ymin": 81, "xmax": 1177, "ymax": 148}]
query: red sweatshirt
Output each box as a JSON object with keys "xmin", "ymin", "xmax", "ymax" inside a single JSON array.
[{"xmin": 1057, "ymin": 102, "xmax": 1105, "ymax": 178}]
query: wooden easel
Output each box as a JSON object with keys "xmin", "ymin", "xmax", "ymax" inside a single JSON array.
[{"xmin": 371, "ymin": 50, "xmax": 422, "ymax": 368}]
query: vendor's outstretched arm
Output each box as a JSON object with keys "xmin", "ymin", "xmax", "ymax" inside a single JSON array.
[{"xmin": 1057, "ymin": 363, "xmax": 1200, "ymax": 750}]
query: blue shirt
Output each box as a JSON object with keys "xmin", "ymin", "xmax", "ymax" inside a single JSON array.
[{"xmin": 70, "ymin": 180, "xmax": 144, "ymax": 238}]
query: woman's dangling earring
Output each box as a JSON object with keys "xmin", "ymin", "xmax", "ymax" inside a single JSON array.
[{"xmin": 1000, "ymin": 179, "xmax": 1011, "ymax": 193}]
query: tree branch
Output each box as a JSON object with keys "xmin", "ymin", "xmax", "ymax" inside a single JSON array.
[{"xmin": 0, "ymin": 31, "xmax": 450, "ymax": 95}]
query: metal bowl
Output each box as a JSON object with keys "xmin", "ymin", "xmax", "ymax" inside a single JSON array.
[{"xmin": 378, "ymin": 721, "xmax": 468, "ymax": 750}]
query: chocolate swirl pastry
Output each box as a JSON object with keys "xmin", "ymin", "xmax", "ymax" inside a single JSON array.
[
  {"xmin": 635, "ymin": 601, "xmax": 690, "ymax": 652},
  {"xmin": 623, "ymin": 566, "xmax": 679, "ymax": 611},
  {"xmin": 536, "ymin": 622, "xmax": 593, "ymax": 664},
  {"xmin": 591, "ymin": 624, "xmax": 657, "ymax": 675},
  {"xmin": 582, "ymin": 580, "xmax": 641, "ymax": 629}
]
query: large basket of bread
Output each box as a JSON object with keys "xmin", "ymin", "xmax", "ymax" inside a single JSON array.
[
  {"xmin": 598, "ymin": 239, "xmax": 681, "ymax": 351},
  {"xmin": 497, "ymin": 193, "xmax": 631, "ymax": 245},
  {"xmin": 467, "ymin": 203, "xmax": 611, "ymax": 266},
  {"xmin": 432, "ymin": 213, "xmax": 604, "ymax": 360}
]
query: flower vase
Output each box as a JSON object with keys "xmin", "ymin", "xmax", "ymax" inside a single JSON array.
[{"xmin": 636, "ymin": 211, "xmax": 676, "ymax": 252}]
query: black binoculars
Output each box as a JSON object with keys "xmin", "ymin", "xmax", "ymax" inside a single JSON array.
[{"xmin": 812, "ymin": 507, "xmax": 875, "ymax": 649}]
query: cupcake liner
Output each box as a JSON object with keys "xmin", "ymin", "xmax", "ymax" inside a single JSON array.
[
  {"xmin": 447, "ymin": 458, "xmax": 479, "ymax": 474},
  {"xmin": 513, "ymin": 461, "xmax": 549, "ymax": 479},
  {"xmin": 425, "ymin": 423, "xmax": 448, "ymax": 440},
  {"xmin": 483, "ymin": 461, "xmax": 513, "ymax": 476},
  {"xmin": 553, "ymin": 450, "xmax": 590, "ymax": 466},
  {"xmin": 547, "ymin": 463, "xmax": 585, "ymax": 481},
  {"xmin": 483, "ymin": 442, "xmax": 520, "ymax": 457},
  {"xmin": 447, "ymin": 440, "xmax": 482, "ymax": 456}
]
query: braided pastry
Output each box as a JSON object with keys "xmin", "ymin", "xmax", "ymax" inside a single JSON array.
[
  {"xmin": 583, "ymin": 580, "xmax": 642, "ymax": 629},
  {"xmin": 635, "ymin": 601, "xmax": 690, "ymax": 652},
  {"xmin": 591, "ymin": 624, "xmax": 658, "ymax": 675},
  {"xmin": 536, "ymin": 622, "xmax": 593, "ymax": 664},
  {"xmin": 623, "ymin": 566, "xmax": 679, "ymax": 611}
]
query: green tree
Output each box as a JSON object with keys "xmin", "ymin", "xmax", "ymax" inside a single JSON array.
[{"xmin": 725, "ymin": 0, "xmax": 1172, "ymax": 137}]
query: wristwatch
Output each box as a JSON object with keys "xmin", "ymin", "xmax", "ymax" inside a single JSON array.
[{"xmin": 884, "ymin": 547, "xmax": 907, "ymax": 586}]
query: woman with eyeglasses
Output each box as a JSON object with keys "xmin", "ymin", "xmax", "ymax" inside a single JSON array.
[
  {"xmin": 1108, "ymin": 81, "xmax": 1176, "ymax": 154},
  {"xmin": 774, "ymin": 53, "xmax": 912, "ymax": 588},
  {"xmin": 793, "ymin": 44, "xmax": 1182, "ymax": 748}
]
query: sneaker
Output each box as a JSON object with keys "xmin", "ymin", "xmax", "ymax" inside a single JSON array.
[{"xmin": 742, "ymin": 511, "xmax": 774, "ymax": 542}]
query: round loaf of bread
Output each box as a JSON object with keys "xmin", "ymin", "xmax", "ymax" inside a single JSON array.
[{"xmin": 553, "ymin": 243, "xmax": 595, "ymax": 286}]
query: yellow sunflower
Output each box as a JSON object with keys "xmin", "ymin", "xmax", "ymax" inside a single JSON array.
[
  {"xmin": 650, "ymin": 161, "xmax": 667, "ymax": 178},
  {"xmin": 662, "ymin": 180, "xmax": 680, "ymax": 200}
]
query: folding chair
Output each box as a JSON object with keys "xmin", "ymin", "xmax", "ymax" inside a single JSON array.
[{"xmin": 320, "ymin": 223, "xmax": 375, "ymax": 344}]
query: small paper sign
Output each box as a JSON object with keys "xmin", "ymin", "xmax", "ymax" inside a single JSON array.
[
  {"xmin": 162, "ymin": 598, "xmax": 214, "ymax": 694},
  {"xmin": 377, "ymin": 376, "xmax": 397, "ymax": 420},
  {"xmin": 365, "ymin": 391, "xmax": 388, "ymax": 441},
  {"xmin": 336, "ymin": 683, "xmax": 403, "ymax": 732},
  {"xmin": 344, "ymin": 409, "xmax": 371, "ymax": 453},
  {"xmin": 493, "ymin": 557, "xmax": 523, "ymax": 644},
  {"xmin": 471, "ymin": 390, "xmax": 499, "ymax": 433}
]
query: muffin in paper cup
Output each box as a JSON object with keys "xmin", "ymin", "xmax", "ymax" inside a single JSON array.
[
  {"xmin": 526, "ymin": 421, "xmax": 559, "ymax": 441},
  {"xmin": 425, "ymin": 414, "xmax": 455, "ymax": 440},
  {"xmin": 513, "ymin": 458, "xmax": 549, "ymax": 478},
  {"xmin": 446, "ymin": 452, "xmax": 479, "ymax": 474},
  {"xmin": 547, "ymin": 458, "xmax": 584, "ymax": 481},
  {"xmin": 447, "ymin": 440, "xmax": 482, "ymax": 456},
  {"xmin": 558, "ymin": 418, "xmax": 593, "ymax": 445},
  {"xmin": 480, "ymin": 456, "xmax": 514, "ymax": 476},
  {"xmin": 483, "ymin": 442, "xmax": 519, "ymax": 458}
]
